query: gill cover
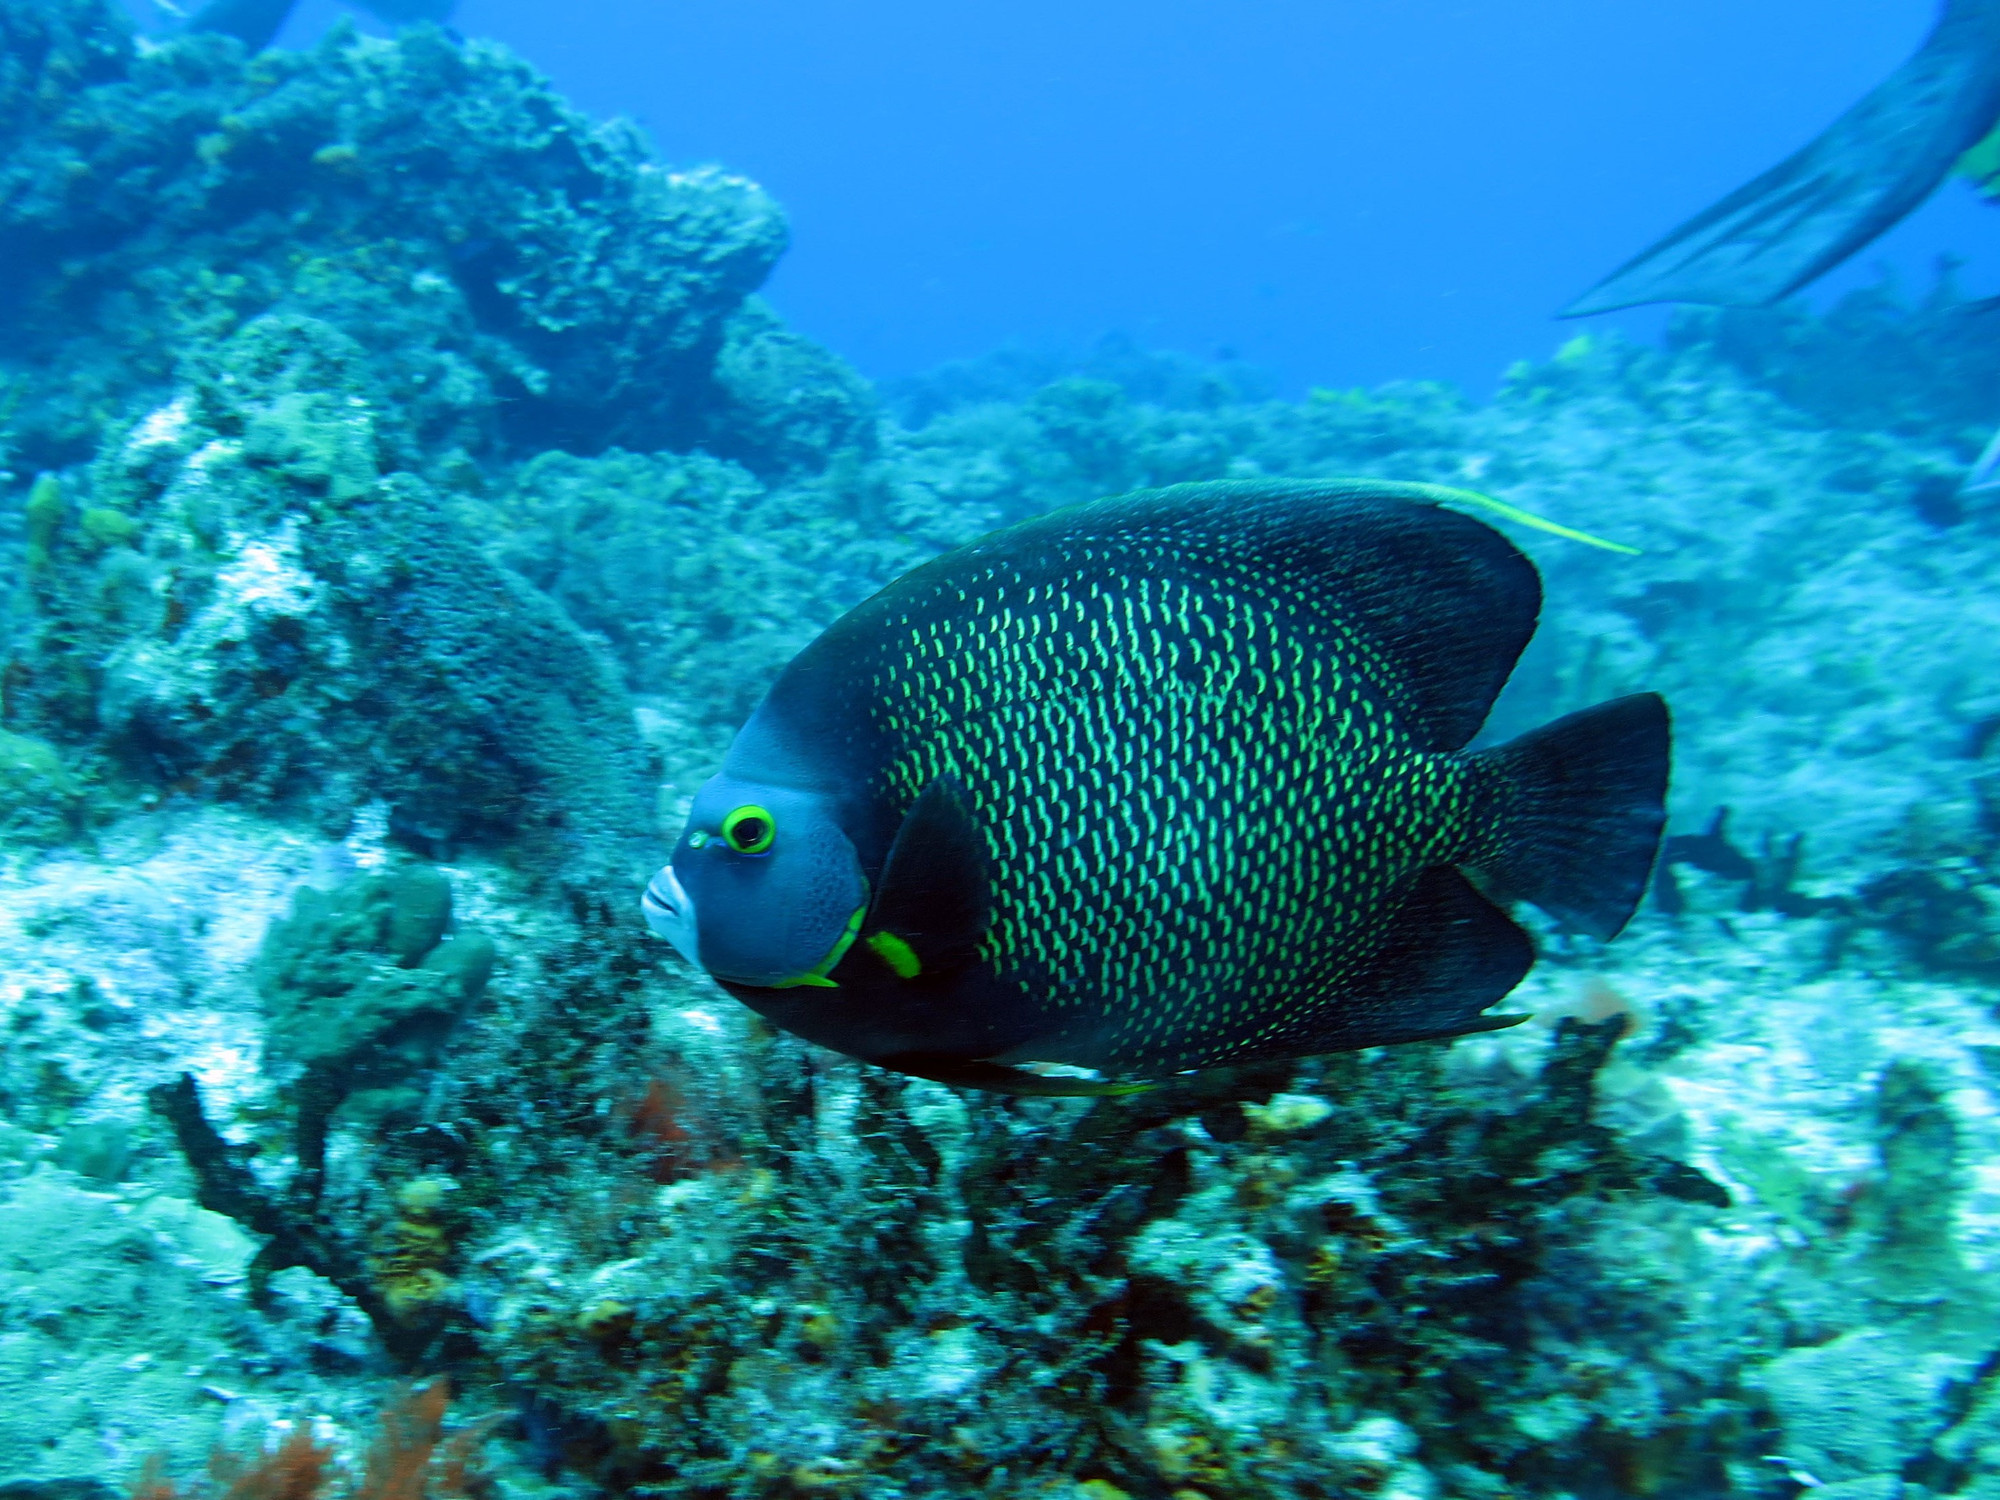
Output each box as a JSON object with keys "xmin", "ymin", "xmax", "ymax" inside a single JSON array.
[{"xmin": 663, "ymin": 773, "xmax": 867, "ymax": 988}]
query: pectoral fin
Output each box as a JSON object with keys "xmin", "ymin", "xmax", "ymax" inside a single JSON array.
[{"xmin": 854, "ymin": 778, "xmax": 993, "ymax": 979}]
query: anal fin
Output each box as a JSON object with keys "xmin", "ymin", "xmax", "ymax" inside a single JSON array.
[{"xmin": 1295, "ymin": 865, "xmax": 1534, "ymax": 1055}]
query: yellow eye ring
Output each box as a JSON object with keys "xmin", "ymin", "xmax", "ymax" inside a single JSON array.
[{"xmin": 721, "ymin": 804, "xmax": 776, "ymax": 855}]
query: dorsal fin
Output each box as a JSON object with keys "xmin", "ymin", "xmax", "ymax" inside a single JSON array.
[
  {"xmin": 1020, "ymin": 480, "xmax": 1541, "ymax": 751},
  {"xmin": 757, "ymin": 479, "xmax": 1542, "ymax": 756}
]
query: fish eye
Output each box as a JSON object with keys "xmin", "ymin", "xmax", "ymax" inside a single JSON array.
[{"xmin": 720, "ymin": 804, "xmax": 776, "ymax": 855}]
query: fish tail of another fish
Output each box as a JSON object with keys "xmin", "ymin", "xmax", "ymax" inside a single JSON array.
[
  {"xmin": 1562, "ymin": 0, "xmax": 2000, "ymax": 315},
  {"xmin": 1471, "ymin": 692, "xmax": 1671, "ymax": 940}
]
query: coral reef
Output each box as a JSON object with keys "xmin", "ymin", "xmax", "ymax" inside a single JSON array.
[
  {"xmin": 1671, "ymin": 280, "xmax": 2000, "ymax": 446},
  {"xmin": 4, "ymin": 0, "xmax": 2000, "ymax": 1494},
  {"xmin": 9, "ymin": 309, "xmax": 658, "ymax": 878},
  {"xmin": 0, "ymin": 0, "xmax": 872, "ymax": 471},
  {"xmin": 0, "ymin": 726, "xmax": 85, "ymax": 846}
]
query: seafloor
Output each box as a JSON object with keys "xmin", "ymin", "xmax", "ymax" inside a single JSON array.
[{"xmin": 4, "ymin": 4, "xmax": 2000, "ymax": 1498}]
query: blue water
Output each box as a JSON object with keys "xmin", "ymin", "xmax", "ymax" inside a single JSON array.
[{"xmin": 266, "ymin": 0, "xmax": 2000, "ymax": 394}]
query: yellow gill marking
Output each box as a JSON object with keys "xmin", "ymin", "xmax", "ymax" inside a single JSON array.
[{"xmin": 768, "ymin": 900, "xmax": 868, "ymax": 990}]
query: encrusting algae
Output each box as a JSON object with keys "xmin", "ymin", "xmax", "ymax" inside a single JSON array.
[{"xmin": 130, "ymin": 1381, "xmax": 492, "ymax": 1500}]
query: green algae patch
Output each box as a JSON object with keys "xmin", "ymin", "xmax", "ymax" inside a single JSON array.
[
  {"xmin": 76, "ymin": 504, "xmax": 139, "ymax": 553},
  {"xmin": 385, "ymin": 863, "xmax": 453, "ymax": 966},
  {"xmin": 256, "ymin": 865, "xmax": 490, "ymax": 1076},
  {"xmin": 241, "ymin": 389, "xmax": 380, "ymax": 503},
  {"xmin": 23, "ymin": 473, "xmax": 64, "ymax": 572},
  {"xmin": 0, "ymin": 729, "xmax": 84, "ymax": 847}
]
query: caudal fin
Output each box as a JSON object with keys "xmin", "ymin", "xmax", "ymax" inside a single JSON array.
[{"xmin": 1473, "ymin": 693, "xmax": 1670, "ymax": 940}]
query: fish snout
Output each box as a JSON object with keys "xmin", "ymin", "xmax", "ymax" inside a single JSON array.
[{"xmin": 641, "ymin": 865, "xmax": 701, "ymax": 970}]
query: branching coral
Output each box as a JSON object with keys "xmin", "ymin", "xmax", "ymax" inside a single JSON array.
[
  {"xmin": 147, "ymin": 1072, "xmax": 426, "ymax": 1363},
  {"xmin": 149, "ymin": 865, "xmax": 493, "ymax": 1366}
]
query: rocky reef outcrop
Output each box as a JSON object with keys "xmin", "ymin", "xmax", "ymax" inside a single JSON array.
[{"xmin": 0, "ymin": 0, "xmax": 876, "ymax": 471}]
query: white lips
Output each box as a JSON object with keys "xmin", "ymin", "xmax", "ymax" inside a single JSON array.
[{"xmin": 640, "ymin": 864, "xmax": 701, "ymax": 970}]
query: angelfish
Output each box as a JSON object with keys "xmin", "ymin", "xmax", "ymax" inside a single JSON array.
[{"xmin": 642, "ymin": 480, "xmax": 1669, "ymax": 1095}]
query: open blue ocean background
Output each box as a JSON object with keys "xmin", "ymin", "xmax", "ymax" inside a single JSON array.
[
  {"xmin": 261, "ymin": 0, "xmax": 2000, "ymax": 392},
  {"xmin": 4, "ymin": 0, "xmax": 2000, "ymax": 1495}
]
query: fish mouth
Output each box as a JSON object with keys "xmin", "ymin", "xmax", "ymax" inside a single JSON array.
[{"xmin": 640, "ymin": 865, "xmax": 701, "ymax": 970}]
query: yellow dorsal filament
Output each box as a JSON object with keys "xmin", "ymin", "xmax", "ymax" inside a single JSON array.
[{"xmin": 1400, "ymin": 482, "xmax": 1642, "ymax": 556}]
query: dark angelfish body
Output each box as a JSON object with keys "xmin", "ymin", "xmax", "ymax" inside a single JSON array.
[
  {"xmin": 1565, "ymin": 0, "xmax": 2000, "ymax": 316},
  {"xmin": 643, "ymin": 480, "xmax": 1669, "ymax": 1094}
]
